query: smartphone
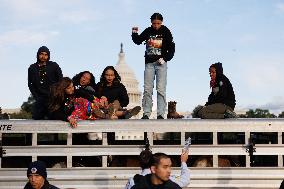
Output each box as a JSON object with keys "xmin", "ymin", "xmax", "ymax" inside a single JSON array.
[{"xmin": 183, "ymin": 137, "xmax": 191, "ymax": 151}]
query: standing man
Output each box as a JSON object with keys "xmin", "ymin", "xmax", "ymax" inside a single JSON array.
[
  {"xmin": 132, "ymin": 13, "xmax": 175, "ymax": 119},
  {"xmin": 131, "ymin": 152, "xmax": 181, "ymax": 189},
  {"xmin": 28, "ymin": 46, "xmax": 63, "ymax": 119},
  {"xmin": 24, "ymin": 161, "xmax": 59, "ymax": 189}
]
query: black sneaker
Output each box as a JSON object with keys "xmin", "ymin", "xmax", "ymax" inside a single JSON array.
[
  {"xmin": 224, "ymin": 109, "xmax": 238, "ymax": 118},
  {"xmin": 157, "ymin": 115, "xmax": 164, "ymax": 119},
  {"xmin": 141, "ymin": 115, "xmax": 149, "ymax": 119},
  {"xmin": 125, "ymin": 106, "xmax": 141, "ymax": 119}
]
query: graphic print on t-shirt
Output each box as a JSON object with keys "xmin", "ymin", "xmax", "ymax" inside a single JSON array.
[{"xmin": 146, "ymin": 35, "xmax": 163, "ymax": 56}]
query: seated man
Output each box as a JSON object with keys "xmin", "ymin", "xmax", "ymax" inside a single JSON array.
[
  {"xmin": 24, "ymin": 161, "xmax": 59, "ymax": 189},
  {"xmin": 131, "ymin": 153, "xmax": 182, "ymax": 189}
]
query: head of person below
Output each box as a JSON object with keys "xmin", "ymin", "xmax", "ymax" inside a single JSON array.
[
  {"xmin": 131, "ymin": 153, "xmax": 181, "ymax": 189},
  {"xmin": 196, "ymin": 62, "xmax": 238, "ymax": 119},
  {"xmin": 24, "ymin": 161, "xmax": 59, "ymax": 189}
]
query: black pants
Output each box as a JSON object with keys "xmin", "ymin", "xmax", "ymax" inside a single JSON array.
[{"xmin": 32, "ymin": 97, "xmax": 49, "ymax": 120}]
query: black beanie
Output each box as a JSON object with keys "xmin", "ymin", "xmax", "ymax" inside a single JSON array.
[
  {"xmin": 37, "ymin": 46, "xmax": 50, "ymax": 62},
  {"xmin": 27, "ymin": 161, "xmax": 47, "ymax": 179}
]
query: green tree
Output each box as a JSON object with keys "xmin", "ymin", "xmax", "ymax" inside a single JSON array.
[
  {"xmin": 9, "ymin": 94, "xmax": 34, "ymax": 119},
  {"xmin": 245, "ymin": 108, "xmax": 276, "ymax": 118},
  {"xmin": 21, "ymin": 94, "xmax": 35, "ymax": 114},
  {"xmin": 278, "ymin": 111, "xmax": 284, "ymax": 118}
]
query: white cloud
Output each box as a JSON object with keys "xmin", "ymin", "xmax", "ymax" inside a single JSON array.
[
  {"xmin": 276, "ymin": 3, "xmax": 284, "ymax": 12},
  {"xmin": 238, "ymin": 34, "xmax": 257, "ymax": 44},
  {"xmin": 1, "ymin": 0, "xmax": 48, "ymax": 19},
  {"xmin": 259, "ymin": 96, "xmax": 284, "ymax": 114},
  {"xmin": 0, "ymin": 30, "xmax": 59, "ymax": 47},
  {"xmin": 241, "ymin": 96, "xmax": 284, "ymax": 114},
  {"xmin": 59, "ymin": 10, "xmax": 98, "ymax": 24},
  {"xmin": 241, "ymin": 59, "xmax": 284, "ymax": 89}
]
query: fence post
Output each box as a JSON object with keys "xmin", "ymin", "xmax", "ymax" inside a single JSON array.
[
  {"xmin": 67, "ymin": 133, "xmax": 73, "ymax": 168},
  {"xmin": 245, "ymin": 132, "xmax": 250, "ymax": 167},
  {"xmin": 278, "ymin": 132, "xmax": 283, "ymax": 167},
  {"xmin": 213, "ymin": 131, "xmax": 218, "ymax": 167},
  {"xmin": 102, "ymin": 132, "xmax": 108, "ymax": 167},
  {"xmin": 32, "ymin": 133, "xmax": 37, "ymax": 162}
]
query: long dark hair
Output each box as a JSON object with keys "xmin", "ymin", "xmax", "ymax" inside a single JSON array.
[
  {"xmin": 99, "ymin": 66, "xmax": 121, "ymax": 85},
  {"xmin": 72, "ymin": 71, "xmax": 96, "ymax": 88},
  {"xmin": 49, "ymin": 77, "xmax": 73, "ymax": 112}
]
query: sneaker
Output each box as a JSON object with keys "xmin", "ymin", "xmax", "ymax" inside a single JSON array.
[
  {"xmin": 141, "ymin": 115, "xmax": 149, "ymax": 119},
  {"xmin": 224, "ymin": 109, "xmax": 238, "ymax": 118},
  {"xmin": 125, "ymin": 106, "xmax": 141, "ymax": 119},
  {"xmin": 157, "ymin": 115, "xmax": 164, "ymax": 119}
]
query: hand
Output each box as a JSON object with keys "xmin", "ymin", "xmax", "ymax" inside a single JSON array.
[
  {"xmin": 132, "ymin": 27, "xmax": 138, "ymax": 33},
  {"xmin": 181, "ymin": 149, "xmax": 189, "ymax": 163},
  {"xmin": 100, "ymin": 96, "xmax": 108, "ymax": 107},
  {"xmin": 69, "ymin": 118, "xmax": 77, "ymax": 128},
  {"xmin": 157, "ymin": 58, "xmax": 166, "ymax": 65}
]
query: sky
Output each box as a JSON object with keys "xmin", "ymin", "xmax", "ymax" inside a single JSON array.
[{"xmin": 0, "ymin": 0, "xmax": 284, "ymax": 115}]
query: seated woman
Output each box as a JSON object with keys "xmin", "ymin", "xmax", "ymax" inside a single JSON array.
[
  {"xmin": 96, "ymin": 66, "xmax": 141, "ymax": 119},
  {"xmin": 48, "ymin": 77, "xmax": 121, "ymax": 127},
  {"xmin": 197, "ymin": 62, "xmax": 238, "ymax": 119},
  {"xmin": 72, "ymin": 71, "xmax": 97, "ymax": 102}
]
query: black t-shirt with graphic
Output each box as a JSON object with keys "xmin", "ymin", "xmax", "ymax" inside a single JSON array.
[{"xmin": 132, "ymin": 25, "xmax": 175, "ymax": 63}]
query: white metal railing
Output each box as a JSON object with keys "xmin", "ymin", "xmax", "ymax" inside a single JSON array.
[
  {"xmin": 1, "ymin": 119, "xmax": 284, "ymax": 168},
  {"xmin": 0, "ymin": 167, "xmax": 283, "ymax": 189},
  {"xmin": 1, "ymin": 119, "xmax": 284, "ymax": 188}
]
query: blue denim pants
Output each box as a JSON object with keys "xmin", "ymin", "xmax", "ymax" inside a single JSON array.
[{"xmin": 142, "ymin": 61, "xmax": 167, "ymax": 117}]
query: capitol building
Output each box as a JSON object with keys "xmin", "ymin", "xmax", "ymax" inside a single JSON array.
[
  {"xmin": 114, "ymin": 44, "xmax": 144, "ymax": 140},
  {"xmin": 115, "ymin": 43, "xmax": 142, "ymax": 115}
]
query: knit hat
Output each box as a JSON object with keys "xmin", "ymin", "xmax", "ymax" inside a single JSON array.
[
  {"xmin": 27, "ymin": 161, "xmax": 47, "ymax": 179},
  {"xmin": 37, "ymin": 46, "xmax": 50, "ymax": 62}
]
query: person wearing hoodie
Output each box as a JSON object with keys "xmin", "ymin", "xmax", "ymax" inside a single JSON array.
[
  {"xmin": 132, "ymin": 13, "xmax": 175, "ymax": 119},
  {"xmin": 24, "ymin": 161, "xmax": 59, "ymax": 189},
  {"xmin": 198, "ymin": 62, "xmax": 237, "ymax": 119},
  {"xmin": 28, "ymin": 46, "xmax": 63, "ymax": 120}
]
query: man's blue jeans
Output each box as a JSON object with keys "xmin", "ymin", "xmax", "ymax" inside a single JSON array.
[{"xmin": 142, "ymin": 61, "xmax": 167, "ymax": 117}]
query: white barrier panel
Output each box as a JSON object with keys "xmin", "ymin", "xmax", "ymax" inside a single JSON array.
[
  {"xmin": 0, "ymin": 167, "xmax": 283, "ymax": 189},
  {"xmin": 1, "ymin": 119, "xmax": 284, "ymax": 188}
]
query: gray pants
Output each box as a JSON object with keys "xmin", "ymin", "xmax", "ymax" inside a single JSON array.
[{"xmin": 198, "ymin": 103, "xmax": 232, "ymax": 119}]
